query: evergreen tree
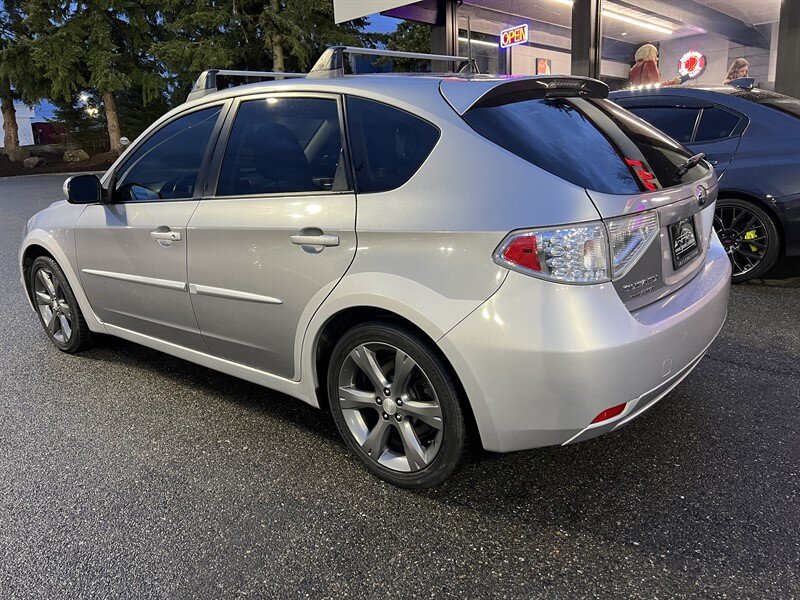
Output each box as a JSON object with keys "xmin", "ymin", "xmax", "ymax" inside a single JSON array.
[
  {"xmin": 154, "ymin": 0, "xmax": 379, "ymax": 96},
  {"xmin": 0, "ymin": 1, "xmax": 49, "ymax": 152},
  {"xmin": 26, "ymin": 0, "xmax": 165, "ymax": 154}
]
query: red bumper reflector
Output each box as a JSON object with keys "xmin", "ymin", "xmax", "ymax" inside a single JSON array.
[{"xmin": 591, "ymin": 402, "xmax": 627, "ymax": 424}]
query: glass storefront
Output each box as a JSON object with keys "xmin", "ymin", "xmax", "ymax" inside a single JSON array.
[{"xmin": 350, "ymin": 0, "xmax": 792, "ymax": 95}]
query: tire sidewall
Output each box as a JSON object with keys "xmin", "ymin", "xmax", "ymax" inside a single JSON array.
[{"xmin": 327, "ymin": 322, "xmax": 468, "ymax": 489}]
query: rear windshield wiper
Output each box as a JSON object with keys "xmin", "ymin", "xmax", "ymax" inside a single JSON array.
[{"xmin": 674, "ymin": 153, "xmax": 706, "ymax": 179}]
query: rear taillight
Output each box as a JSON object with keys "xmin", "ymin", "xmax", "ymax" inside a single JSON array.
[
  {"xmin": 606, "ymin": 211, "xmax": 660, "ymax": 278},
  {"xmin": 494, "ymin": 210, "xmax": 659, "ymax": 284},
  {"xmin": 494, "ymin": 223, "xmax": 609, "ymax": 284}
]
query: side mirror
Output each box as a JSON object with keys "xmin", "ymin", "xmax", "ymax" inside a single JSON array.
[{"xmin": 63, "ymin": 174, "xmax": 103, "ymax": 204}]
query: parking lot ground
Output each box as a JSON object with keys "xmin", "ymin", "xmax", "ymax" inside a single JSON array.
[{"xmin": 1, "ymin": 174, "xmax": 798, "ymax": 598}]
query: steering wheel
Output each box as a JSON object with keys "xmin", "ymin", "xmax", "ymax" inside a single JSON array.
[{"xmin": 162, "ymin": 174, "xmax": 196, "ymax": 199}]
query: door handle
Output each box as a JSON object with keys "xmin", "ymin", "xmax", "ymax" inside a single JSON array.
[
  {"xmin": 290, "ymin": 233, "xmax": 339, "ymax": 247},
  {"xmin": 150, "ymin": 228, "xmax": 182, "ymax": 247}
]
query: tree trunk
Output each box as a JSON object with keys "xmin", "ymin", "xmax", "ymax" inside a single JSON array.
[
  {"xmin": 270, "ymin": 0, "xmax": 285, "ymax": 72},
  {"xmin": 0, "ymin": 78, "xmax": 20, "ymax": 153},
  {"xmin": 102, "ymin": 90, "xmax": 124, "ymax": 155}
]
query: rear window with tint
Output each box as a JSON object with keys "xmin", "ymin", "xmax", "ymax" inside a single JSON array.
[
  {"xmin": 626, "ymin": 106, "xmax": 699, "ymax": 143},
  {"xmin": 694, "ymin": 106, "xmax": 741, "ymax": 142},
  {"xmin": 463, "ymin": 96, "xmax": 709, "ymax": 194}
]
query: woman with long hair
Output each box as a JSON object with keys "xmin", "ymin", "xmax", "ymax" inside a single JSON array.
[
  {"xmin": 724, "ymin": 58, "xmax": 749, "ymax": 84},
  {"xmin": 629, "ymin": 44, "xmax": 681, "ymax": 86}
]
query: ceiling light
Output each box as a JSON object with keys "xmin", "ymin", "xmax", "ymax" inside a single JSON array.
[
  {"xmin": 458, "ymin": 37, "xmax": 500, "ymax": 48},
  {"xmin": 548, "ymin": 0, "xmax": 674, "ymax": 35},
  {"xmin": 603, "ymin": 9, "xmax": 674, "ymax": 35}
]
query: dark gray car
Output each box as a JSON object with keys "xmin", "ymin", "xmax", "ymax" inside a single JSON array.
[{"xmin": 611, "ymin": 86, "xmax": 800, "ymax": 282}]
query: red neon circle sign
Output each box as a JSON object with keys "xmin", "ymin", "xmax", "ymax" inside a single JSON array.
[{"xmin": 678, "ymin": 50, "xmax": 706, "ymax": 79}]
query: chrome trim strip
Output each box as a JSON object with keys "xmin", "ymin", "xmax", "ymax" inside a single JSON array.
[
  {"xmin": 188, "ymin": 283, "xmax": 283, "ymax": 305},
  {"xmin": 81, "ymin": 268, "xmax": 187, "ymax": 291}
]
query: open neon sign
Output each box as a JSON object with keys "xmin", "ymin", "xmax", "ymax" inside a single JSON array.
[{"xmin": 500, "ymin": 24, "xmax": 529, "ymax": 48}]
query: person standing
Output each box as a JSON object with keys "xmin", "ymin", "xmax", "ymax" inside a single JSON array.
[
  {"xmin": 629, "ymin": 44, "xmax": 681, "ymax": 86},
  {"xmin": 724, "ymin": 58, "xmax": 750, "ymax": 84}
]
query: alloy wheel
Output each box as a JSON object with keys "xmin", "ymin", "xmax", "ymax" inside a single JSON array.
[
  {"xmin": 33, "ymin": 267, "xmax": 73, "ymax": 344},
  {"xmin": 713, "ymin": 204, "xmax": 769, "ymax": 278},
  {"xmin": 337, "ymin": 342, "xmax": 444, "ymax": 473}
]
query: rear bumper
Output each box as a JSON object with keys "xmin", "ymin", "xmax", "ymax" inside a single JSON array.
[{"xmin": 439, "ymin": 233, "xmax": 732, "ymax": 452}]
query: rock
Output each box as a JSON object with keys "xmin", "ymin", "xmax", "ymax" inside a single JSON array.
[
  {"xmin": 8, "ymin": 147, "xmax": 31, "ymax": 163},
  {"xmin": 63, "ymin": 149, "xmax": 90, "ymax": 163},
  {"xmin": 23, "ymin": 157, "xmax": 45, "ymax": 169}
]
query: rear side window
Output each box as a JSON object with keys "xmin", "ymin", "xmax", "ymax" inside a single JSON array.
[
  {"xmin": 217, "ymin": 97, "xmax": 347, "ymax": 196},
  {"xmin": 694, "ymin": 107, "xmax": 741, "ymax": 142},
  {"xmin": 626, "ymin": 107, "xmax": 700, "ymax": 143},
  {"xmin": 463, "ymin": 98, "xmax": 639, "ymax": 194},
  {"xmin": 346, "ymin": 97, "xmax": 440, "ymax": 193}
]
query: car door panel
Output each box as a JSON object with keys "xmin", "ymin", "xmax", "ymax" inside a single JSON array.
[
  {"xmin": 76, "ymin": 201, "xmax": 204, "ymax": 349},
  {"xmin": 186, "ymin": 194, "xmax": 356, "ymax": 377}
]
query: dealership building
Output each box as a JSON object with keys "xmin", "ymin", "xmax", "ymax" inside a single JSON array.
[{"xmin": 334, "ymin": 0, "xmax": 799, "ymax": 97}]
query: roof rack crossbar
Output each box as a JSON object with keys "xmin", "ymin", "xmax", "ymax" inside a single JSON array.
[
  {"xmin": 187, "ymin": 69, "xmax": 306, "ymax": 101},
  {"xmin": 308, "ymin": 46, "xmax": 478, "ymax": 78}
]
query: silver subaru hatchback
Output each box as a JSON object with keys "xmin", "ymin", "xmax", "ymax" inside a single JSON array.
[{"xmin": 20, "ymin": 47, "xmax": 730, "ymax": 488}]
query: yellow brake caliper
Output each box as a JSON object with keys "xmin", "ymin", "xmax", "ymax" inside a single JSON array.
[{"xmin": 744, "ymin": 229, "xmax": 759, "ymax": 253}]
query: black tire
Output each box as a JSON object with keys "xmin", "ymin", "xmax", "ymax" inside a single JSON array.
[
  {"xmin": 713, "ymin": 198, "xmax": 780, "ymax": 283},
  {"xmin": 29, "ymin": 256, "xmax": 92, "ymax": 353},
  {"xmin": 327, "ymin": 321, "xmax": 470, "ymax": 489}
]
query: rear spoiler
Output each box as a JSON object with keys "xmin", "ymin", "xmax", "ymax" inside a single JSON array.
[{"xmin": 440, "ymin": 76, "xmax": 609, "ymax": 115}]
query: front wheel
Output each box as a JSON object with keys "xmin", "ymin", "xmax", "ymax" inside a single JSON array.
[
  {"xmin": 327, "ymin": 322, "xmax": 470, "ymax": 489},
  {"xmin": 713, "ymin": 198, "xmax": 780, "ymax": 283},
  {"xmin": 29, "ymin": 256, "xmax": 92, "ymax": 353}
]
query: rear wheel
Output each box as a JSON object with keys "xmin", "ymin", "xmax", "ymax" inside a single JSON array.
[
  {"xmin": 29, "ymin": 256, "xmax": 91, "ymax": 353},
  {"xmin": 327, "ymin": 322, "xmax": 469, "ymax": 489},
  {"xmin": 713, "ymin": 198, "xmax": 780, "ymax": 283}
]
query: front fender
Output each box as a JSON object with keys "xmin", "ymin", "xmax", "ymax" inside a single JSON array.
[{"xmin": 20, "ymin": 229, "xmax": 106, "ymax": 334}]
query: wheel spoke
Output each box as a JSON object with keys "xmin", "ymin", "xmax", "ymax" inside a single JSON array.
[
  {"xmin": 339, "ymin": 386, "xmax": 378, "ymax": 410},
  {"xmin": 58, "ymin": 301, "xmax": 72, "ymax": 320},
  {"xmin": 38, "ymin": 270, "xmax": 56, "ymax": 296},
  {"xmin": 729, "ymin": 209, "xmax": 748, "ymax": 230},
  {"xmin": 362, "ymin": 419, "xmax": 391, "ymax": 458},
  {"xmin": 35, "ymin": 291, "xmax": 51, "ymax": 306},
  {"xmin": 59, "ymin": 315, "xmax": 72, "ymax": 340},
  {"xmin": 391, "ymin": 349, "xmax": 416, "ymax": 396},
  {"xmin": 398, "ymin": 420, "xmax": 428, "ymax": 470},
  {"xmin": 350, "ymin": 345, "xmax": 389, "ymax": 392},
  {"xmin": 734, "ymin": 247, "xmax": 762, "ymax": 260},
  {"xmin": 739, "ymin": 239, "xmax": 766, "ymax": 250},
  {"xmin": 46, "ymin": 311, "xmax": 58, "ymax": 335},
  {"xmin": 400, "ymin": 400, "xmax": 443, "ymax": 430}
]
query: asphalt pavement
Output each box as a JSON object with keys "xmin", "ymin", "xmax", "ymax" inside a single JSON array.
[{"xmin": 1, "ymin": 174, "xmax": 798, "ymax": 599}]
